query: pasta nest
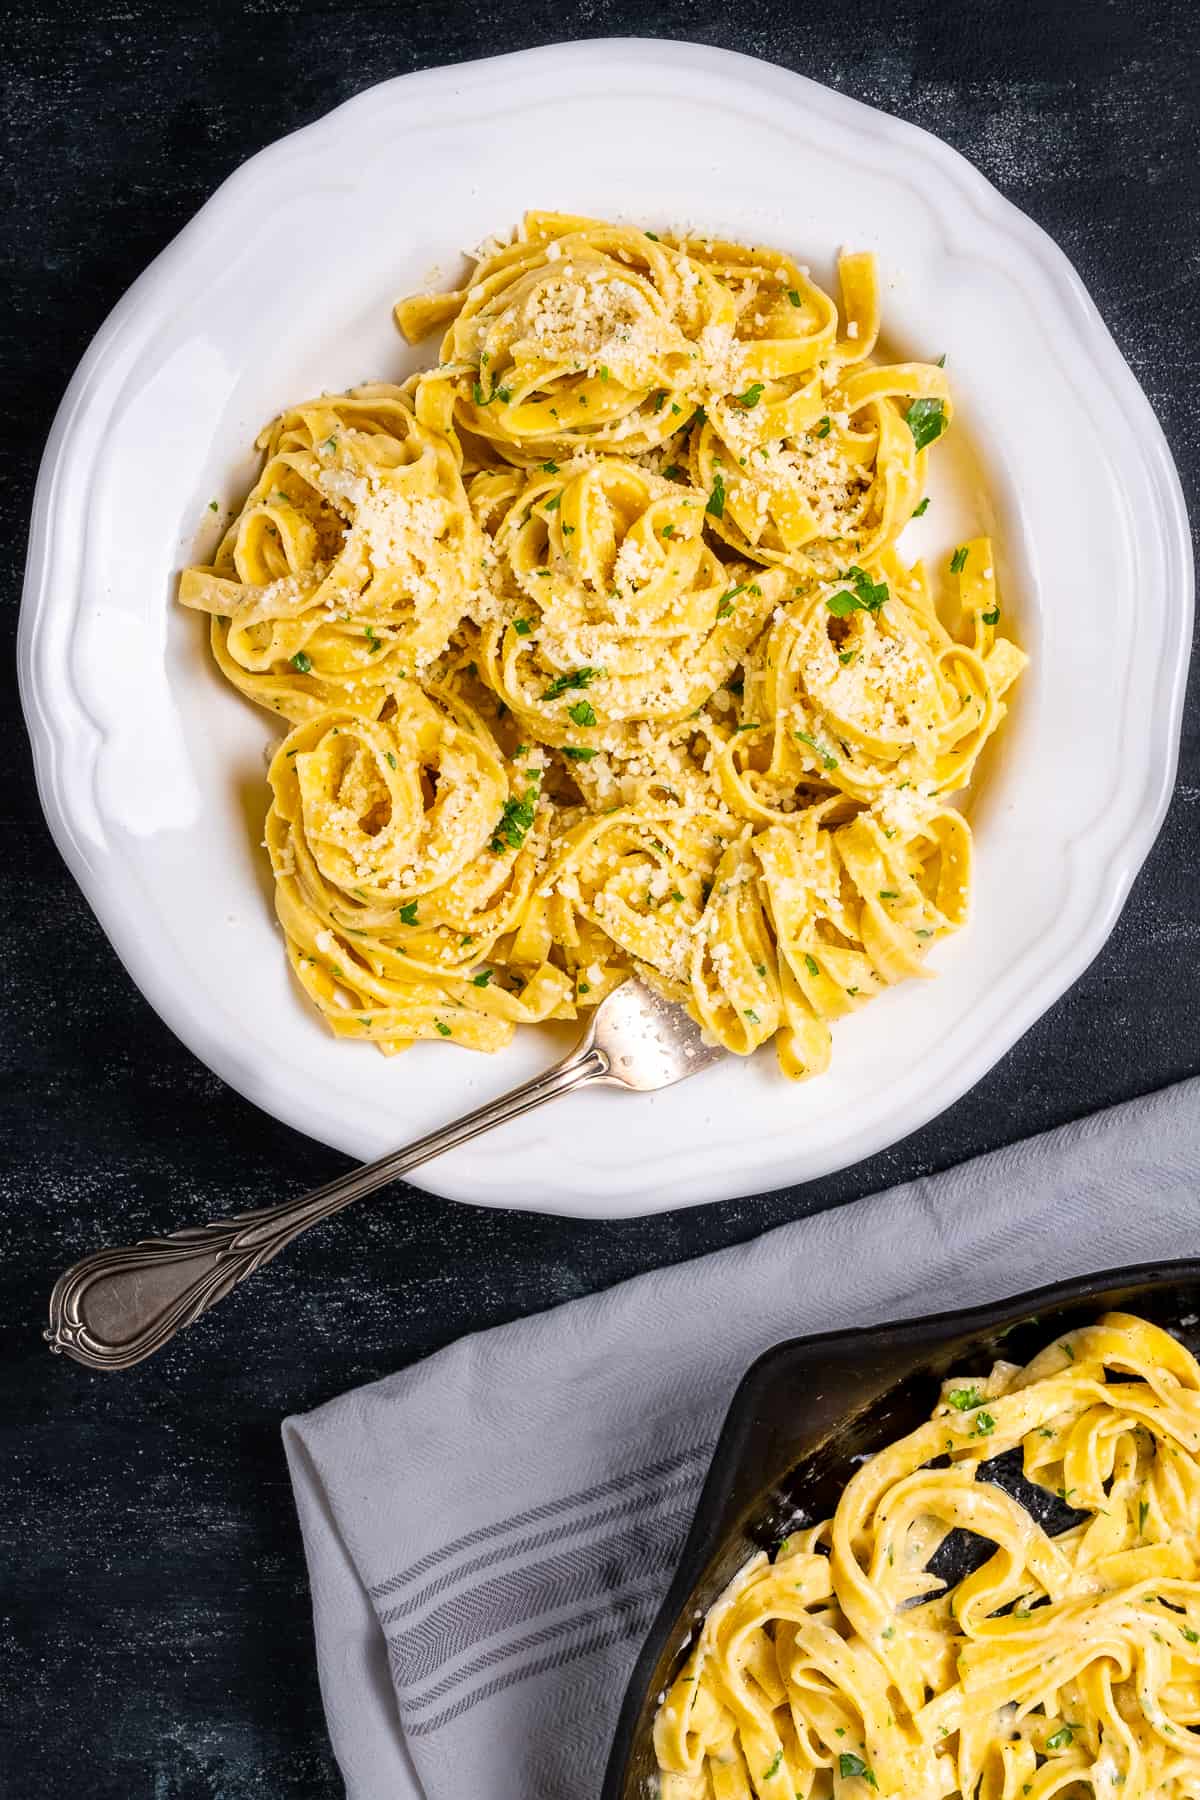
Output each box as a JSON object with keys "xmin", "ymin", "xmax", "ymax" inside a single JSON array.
[
  {"xmin": 264, "ymin": 686, "xmax": 572, "ymax": 1051},
  {"xmin": 180, "ymin": 385, "xmax": 483, "ymax": 720},
  {"xmin": 470, "ymin": 454, "xmax": 787, "ymax": 750},
  {"xmin": 398, "ymin": 212, "xmax": 873, "ymax": 466}
]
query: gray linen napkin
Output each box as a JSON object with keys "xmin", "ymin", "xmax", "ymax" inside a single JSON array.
[{"xmin": 283, "ymin": 1077, "xmax": 1200, "ymax": 1800}]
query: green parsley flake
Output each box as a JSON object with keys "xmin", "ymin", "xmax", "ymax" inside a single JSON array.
[
  {"xmin": 838, "ymin": 1753, "xmax": 877, "ymax": 1788},
  {"xmin": 947, "ymin": 1385, "xmax": 982, "ymax": 1411},
  {"xmin": 435, "ymin": 1021, "xmax": 452, "ymax": 1037},
  {"xmin": 1045, "ymin": 1727, "xmax": 1074, "ymax": 1752},
  {"xmin": 544, "ymin": 493, "xmax": 561, "ymax": 511},
  {"xmin": 567, "ymin": 699, "xmax": 596, "ymax": 727},
  {"xmin": 950, "ymin": 546, "xmax": 969, "ymax": 574},
  {"xmin": 716, "ymin": 580, "xmax": 747, "ymax": 620},
  {"xmin": 973, "ymin": 1410, "xmax": 996, "ymax": 1436},
  {"xmin": 398, "ymin": 901, "xmax": 419, "ymax": 926},
  {"xmin": 911, "ymin": 496, "xmax": 930, "ymax": 517},
  {"xmin": 795, "ymin": 729, "xmax": 838, "ymax": 771},
  {"xmin": 208, "ymin": 499, "xmax": 219, "ymax": 512},
  {"xmin": 289, "ymin": 651, "xmax": 312, "ymax": 673},
  {"xmin": 513, "ymin": 618, "xmax": 534, "ymax": 636},
  {"xmin": 543, "ymin": 666, "xmax": 604, "ymax": 701},
  {"xmin": 562, "ymin": 745, "xmax": 597, "ymax": 761},
  {"xmin": 907, "ymin": 395, "xmax": 947, "ymax": 452},
  {"xmin": 878, "ymin": 889, "xmax": 899, "ymax": 901},
  {"xmin": 706, "ymin": 471, "xmax": 725, "ymax": 519},
  {"xmin": 471, "ymin": 970, "xmax": 493, "ymax": 988},
  {"xmin": 540, "ymin": 460, "xmax": 559, "ymax": 473},
  {"xmin": 663, "ymin": 463, "xmax": 685, "ymax": 481},
  {"xmin": 786, "ymin": 288, "xmax": 802, "ymax": 307},
  {"xmin": 744, "ymin": 1009, "xmax": 760, "ymax": 1024},
  {"xmin": 1139, "ymin": 1499, "xmax": 1150, "ymax": 1534},
  {"xmin": 734, "ymin": 382, "xmax": 764, "ymax": 408},
  {"xmin": 814, "ymin": 415, "xmax": 832, "ymax": 438},
  {"xmin": 763, "ymin": 1750, "xmax": 782, "ymax": 1779},
  {"xmin": 826, "ymin": 565, "xmax": 888, "ymax": 618},
  {"xmin": 804, "ymin": 953, "xmax": 820, "ymax": 978},
  {"xmin": 491, "ymin": 784, "xmax": 540, "ymax": 854},
  {"xmin": 982, "ymin": 606, "xmax": 1000, "ymax": 625},
  {"xmin": 385, "ymin": 751, "xmax": 397, "ymax": 770}
]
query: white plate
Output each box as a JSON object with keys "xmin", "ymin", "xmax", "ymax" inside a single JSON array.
[{"xmin": 20, "ymin": 40, "xmax": 1192, "ymax": 1218}]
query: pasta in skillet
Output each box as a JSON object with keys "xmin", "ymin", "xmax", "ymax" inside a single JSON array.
[
  {"xmin": 654, "ymin": 1312, "xmax": 1200, "ymax": 1800},
  {"xmin": 179, "ymin": 211, "xmax": 1026, "ymax": 1077}
]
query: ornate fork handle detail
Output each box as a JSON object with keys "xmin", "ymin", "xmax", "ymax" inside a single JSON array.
[{"xmin": 47, "ymin": 1039, "xmax": 608, "ymax": 1372}]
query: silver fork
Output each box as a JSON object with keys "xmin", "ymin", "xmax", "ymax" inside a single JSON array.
[{"xmin": 45, "ymin": 981, "xmax": 724, "ymax": 1372}]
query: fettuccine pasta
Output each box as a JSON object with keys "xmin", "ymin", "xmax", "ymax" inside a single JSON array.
[
  {"xmin": 179, "ymin": 211, "xmax": 1026, "ymax": 1076},
  {"xmin": 655, "ymin": 1312, "xmax": 1200, "ymax": 1800}
]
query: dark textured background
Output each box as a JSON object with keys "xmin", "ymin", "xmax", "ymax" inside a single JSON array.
[{"xmin": 3, "ymin": 1, "xmax": 1197, "ymax": 1793}]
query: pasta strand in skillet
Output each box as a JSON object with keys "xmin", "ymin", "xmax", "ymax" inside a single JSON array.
[{"xmin": 180, "ymin": 211, "xmax": 1026, "ymax": 1076}]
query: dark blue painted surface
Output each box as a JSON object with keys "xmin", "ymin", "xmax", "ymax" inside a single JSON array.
[{"xmin": 3, "ymin": 2, "xmax": 1197, "ymax": 1793}]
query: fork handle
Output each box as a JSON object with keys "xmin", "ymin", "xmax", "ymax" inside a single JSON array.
[{"xmin": 46, "ymin": 1039, "xmax": 608, "ymax": 1373}]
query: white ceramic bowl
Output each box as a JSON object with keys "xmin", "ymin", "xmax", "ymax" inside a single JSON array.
[{"xmin": 19, "ymin": 40, "xmax": 1192, "ymax": 1217}]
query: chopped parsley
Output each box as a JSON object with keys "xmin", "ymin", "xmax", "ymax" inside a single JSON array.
[
  {"xmin": 645, "ymin": 230, "xmax": 660, "ymax": 241},
  {"xmin": 543, "ymin": 666, "xmax": 604, "ymax": 701},
  {"xmin": 561, "ymin": 745, "xmax": 597, "ymax": 761},
  {"xmin": 561, "ymin": 523, "xmax": 575, "ymax": 535},
  {"xmin": 540, "ymin": 460, "xmax": 559, "ymax": 473},
  {"xmin": 826, "ymin": 565, "xmax": 888, "ymax": 618},
  {"xmin": 398, "ymin": 901, "xmax": 419, "ymax": 926},
  {"xmin": 207, "ymin": 499, "xmax": 219, "ymax": 512},
  {"xmin": 911, "ymin": 496, "xmax": 930, "ymax": 517},
  {"xmin": 786, "ymin": 287, "xmax": 802, "ymax": 307},
  {"xmin": 763, "ymin": 1750, "xmax": 782, "ymax": 1779},
  {"xmin": 706, "ymin": 471, "xmax": 726, "ymax": 519},
  {"xmin": 744, "ymin": 1009, "xmax": 760, "ymax": 1024},
  {"xmin": 878, "ymin": 889, "xmax": 899, "ymax": 901},
  {"xmin": 651, "ymin": 390, "xmax": 667, "ymax": 413},
  {"xmin": 544, "ymin": 493, "xmax": 561, "ymax": 511},
  {"xmin": 320, "ymin": 435, "xmax": 337, "ymax": 453},
  {"xmin": 385, "ymin": 751, "xmax": 397, "ymax": 770},
  {"xmin": 734, "ymin": 382, "xmax": 764, "ymax": 408},
  {"xmin": 434, "ymin": 1021, "xmax": 452, "ymax": 1037},
  {"xmin": 289, "ymin": 651, "xmax": 312, "ymax": 673},
  {"xmin": 973, "ymin": 1410, "xmax": 996, "ymax": 1436},
  {"xmin": 950, "ymin": 546, "xmax": 969, "ymax": 574},
  {"xmin": 947, "ymin": 1385, "xmax": 983, "ymax": 1411},
  {"xmin": 471, "ymin": 970, "xmax": 493, "ymax": 987},
  {"xmin": 716, "ymin": 580, "xmax": 748, "ymax": 620},
  {"xmin": 982, "ymin": 606, "xmax": 1000, "ymax": 625},
  {"xmin": 906, "ymin": 395, "xmax": 947, "ymax": 451},
  {"xmin": 804, "ymin": 953, "xmax": 820, "ymax": 977},
  {"xmin": 1182, "ymin": 1626, "xmax": 1199, "ymax": 1644},
  {"xmin": 1139, "ymin": 1499, "xmax": 1149, "ymax": 1535},
  {"xmin": 795, "ymin": 729, "xmax": 838, "ymax": 771},
  {"xmin": 662, "ymin": 463, "xmax": 685, "ymax": 481},
  {"xmin": 567, "ymin": 699, "xmax": 596, "ymax": 727},
  {"xmin": 838, "ymin": 650, "xmax": 856, "ymax": 665},
  {"xmin": 660, "ymin": 522, "xmax": 676, "ymax": 539},
  {"xmin": 490, "ymin": 783, "xmax": 540, "ymax": 854},
  {"xmin": 513, "ymin": 618, "xmax": 534, "ymax": 635},
  {"xmin": 838, "ymin": 1753, "xmax": 877, "ymax": 1788},
  {"xmin": 600, "ymin": 365, "xmax": 610, "ymax": 381},
  {"xmin": 1045, "ymin": 1727, "xmax": 1074, "ymax": 1752},
  {"xmin": 364, "ymin": 624, "xmax": 382, "ymax": 652},
  {"xmin": 814, "ymin": 415, "xmax": 832, "ymax": 438}
]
